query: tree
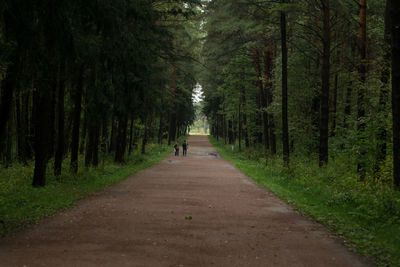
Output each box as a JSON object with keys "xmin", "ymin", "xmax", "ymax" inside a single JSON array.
[
  {"xmin": 390, "ymin": 0, "xmax": 400, "ymax": 189},
  {"xmin": 357, "ymin": 0, "xmax": 367, "ymax": 180},
  {"xmin": 319, "ymin": 0, "xmax": 331, "ymax": 166},
  {"xmin": 281, "ymin": 7, "xmax": 290, "ymax": 166}
]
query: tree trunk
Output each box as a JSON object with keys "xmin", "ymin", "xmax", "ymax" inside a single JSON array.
[
  {"xmin": 238, "ymin": 102, "xmax": 242, "ymax": 151},
  {"xmin": 79, "ymin": 109, "xmax": 87, "ymax": 154},
  {"xmin": 85, "ymin": 121, "xmax": 100, "ymax": 168},
  {"xmin": 391, "ymin": 0, "xmax": 400, "ymax": 189},
  {"xmin": 129, "ymin": 118, "xmax": 134, "ymax": 154},
  {"xmin": 158, "ymin": 115, "xmax": 163, "ymax": 145},
  {"xmin": 240, "ymin": 69, "xmax": 250, "ymax": 149},
  {"xmin": 70, "ymin": 66, "xmax": 84, "ymax": 174},
  {"xmin": 343, "ymin": 79, "xmax": 352, "ymax": 128},
  {"xmin": 168, "ymin": 62, "xmax": 177, "ymax": 146},
  {"xmin": 375, "ymin": 4, "xmax": 391, "ymax": 177},
  {"xmin": 16, "ymin": 87, "xmax": 27, "ymax": 164},
  {"xmin": 357, "ymin": 0, "xmax": 367, "ymax": 180},
  {"xmin": 5, "ymin": 108, "xmax": 13, "ymax": 167},
  {"xmin": 48, "ymin": 75, "xmax": 57, "ymax": 160},
  {"xmin": 141, "ymin": 115, "xmax": 151, "ymax": 155},
  {"xmin": 85, "ymin": 123, "xmax": 94, "ymax": 168},
  {"xmin": 54, "ymin": 61, "xmax": 65, "ymax": 176},
  {"xmin": 168, "ymin": 113, "xmax": 177, "ymax": 145},
  {"xmin": 281, "ymin": 10, "xmax": 290, "ymax": 166},
  {"xmin": 0, "ymin": 59, "xmax": 17, "ymax": 154},
  {"xmin": 263, "ymin": 46, "xmax": 276, "ymax": 155},
  {"xmin": 92, "ymin": 124, "xmax": 100, "ymax": 167},
  {"xmin": 100, "ymin": 117, "xmax": 108, "ymax": 156},
  {"xmin": 115, "ymin": 115, "xmax": 128, "ymax": 163},
  {"xmin": 228, "ymin": 119, "xmax": 233, "ymax": 144},
  {"xmin": 374, "ymin": 51, "xmax": 390, "ymax": 176},
  {"xmin": 63, "ymin": 109, "xmax": 73, "ymax": 156},
  {"xmin": 109, "ymin": 116, "xmax": 117, "ymax": 152},
  {"xmin": 32, "ymin": 85, "xmax": 53, "ymax": 187},
  {"xmin": 331, "ymin": 72, "xmax": 338, "ymax": 137},
  {"xmin": 23, "ymin": 90, "xmax": 33, "ymax": 160},
  {"xmin": 253, "ymin": 49, "xmax": 269, "ymax": 156},
  {"xmin": 319, "ymin": 0, "xmax": 331, "ymax": 166}
]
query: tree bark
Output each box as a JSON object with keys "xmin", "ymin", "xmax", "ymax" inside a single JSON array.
[
  {"xmin": 168, "ymin": 62, "xmax": 177, "ymax": 146},
  {"xmin": 141, "ymin": 115, "xmax": 151, "ymax": 155},
  {"xmin": 70, "ymin": 66, "xmax": 84, "ymax": 174},
  {"xmin": 238, "ymin": 102, "xmax": 242, "ymax": 151},
  {"xmin": 253, "ymin": 49, "xmax": 269, "ymax": 156},
  {"xmin": 16, "ymin": 87, "xmax": 27, "ymax": 164},
  {"xmin": 158, "ymin": 114, "xmax": 163, "ymax": 145},
  {"xmin": 129, "ymin": 118, "xmax": 134, "ymax": 154},
  {"xmin": 391, "ymin": 0, "xmax": 400, "ymax": 189},
  {"xmin": 331, "ymin": 72, "xmax": 338, "ymax": 137},
  {"xmin": 357, "ymin": 0, "xmax": 367, "ymax": 180},
  {"xmin": 92, "ymin": 124, "xmax": 100, "ymax": 167},
  {"xmin": 115, "ymin": 115, "xmax": 128, "ymax": 163},
  {"xmin": 263, "ymin": 46, "xmax": 276, "ymax": 155},
  {"xmin": 109, "ymin": 116, "xmax": 117, "ymax": 152},
  {"xmin": 54, "ymin": 61, "xmax": 66, "ymax": 176},
  {"xmin": 79, "ymin": 109, "xmax": 87, "ymax": 155},
  {"xmin": 5, "ymin": 106, "xmax": 13, "ymax": 167},
  {"xmin": 101, "ymin": 117, "xmax": 108, "ymax": 156},
  {"xmin": 48, "ymin": 75, "xmax": 57, "ymax": 160},
  {"xmin": 23, "ymin": 90, "xmax": 33, "ymax": 160},
  {"xmin": 319, "ymin": 0, "xmax": 331, "ymax": 166},
  {"xmin": 240, "ymin": 69, "xmax": 250, "ymax": 149},
  {"xmin": 85, "ymin": 124, "xmax": 94, "ymax": 168},
  {"xmin": 0, "ymin": 59, "xmax": 17, "ymax": 154},
  {"xmin": 375, "ymin": 4, "xmax": 391, "ymax": 177},
  {"xmin": 281, "ymin": 10, "xmax": 290, "ymax": 166},
  {"xmin": 32, "ymin": 84, "xmax": 53, "ymax": 187},
  {"xmin": 228, "ymin": 119, "xmax": 233, "ymax": 144}
]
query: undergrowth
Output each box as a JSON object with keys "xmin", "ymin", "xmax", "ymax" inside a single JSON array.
[
  {"xmin": 210, "ymin": 136, "xmax": 400, "ymax": 267},
  {"xmin": 0, "ymin": 143, "xmax": 171, "ymax": 238}
]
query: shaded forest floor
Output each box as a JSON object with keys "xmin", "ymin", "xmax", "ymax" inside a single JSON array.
[{"xmin": 209, "ymin": 137, "xmax": 400, "ymax": 267}]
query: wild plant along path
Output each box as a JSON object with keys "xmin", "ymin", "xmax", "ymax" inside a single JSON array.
[{"xmin": 0, "ymin": 135, "xmax": 370, "ymax": 266}]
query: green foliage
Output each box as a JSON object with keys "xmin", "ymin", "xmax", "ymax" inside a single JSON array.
[
  {"xmin": 210, "ymin": 136, "xmax": 400, "ymax": 267},
  {"xmin": 0, "ymin": 143, "xmax": 171, "ymax": 238},
  {"xmin": 191, "ymin": 102, "xmax": 209, "ymax": 134}
]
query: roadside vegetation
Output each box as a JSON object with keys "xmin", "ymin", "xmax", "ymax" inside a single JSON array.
[
  {"xmin": 0, "ymin": 142, "xmax": 172, "ymax": 239},
  {"xmin": 210, "ymin": 136, "xmax": 400, "ymax": 267}
]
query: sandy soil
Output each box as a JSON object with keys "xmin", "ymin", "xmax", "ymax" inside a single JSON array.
[{"xmin": 0, "ymin": 135, "xmax": 372, "ymax": 266}]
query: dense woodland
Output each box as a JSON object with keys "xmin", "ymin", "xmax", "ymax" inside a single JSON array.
[
  {"xmin": 0, "ymin": 0, "xmax": 399, "ymax": 190},
  {"xmin": 0, "ymin": 0, "xmax": 202, "ymax": 186},
  {"xmin": 1, "ymin": 1, "xmax": 400, "ymax": 264},
  {"xmin": 200, "ymin": 0, "xmax": 400, "ymax": 190}
]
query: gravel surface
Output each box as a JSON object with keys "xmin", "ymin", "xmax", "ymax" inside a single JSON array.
[{"xmin": 0, "ymin": 135, "xmax": 372, "ymax": 266}]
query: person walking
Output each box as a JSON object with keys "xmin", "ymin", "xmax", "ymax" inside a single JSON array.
[
  {"xmin": 182, "ymin": 140, "xmax": 188, "ymax": 156},
  {"xmin": 174, "ymin": 142, "xmax": 179, "ymax": 156}
]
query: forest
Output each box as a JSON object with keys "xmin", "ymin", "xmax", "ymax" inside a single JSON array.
[
  {"xmin": 1, "ymin": 0, "xmax": 400, "ymax": 265},
  {"xmin": 201, "ymin": 0, "xmax": 399, "ymax": 189},
  {"xmin": 0, "ymin": 0, "xmax": 201, "ymax": 186},
  {"xmin": 199, "ymin": 0, "xmax": 400, "ymax": 263}
]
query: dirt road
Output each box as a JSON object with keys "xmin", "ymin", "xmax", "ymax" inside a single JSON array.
[{"xmin": 0, "ymin": 135, "xmax": 371, "ymax": 266}]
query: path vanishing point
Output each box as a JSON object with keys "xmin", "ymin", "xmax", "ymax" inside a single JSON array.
[{"xmin": 0, "ymin": 135, "xmax": 372, "ymax": 266}]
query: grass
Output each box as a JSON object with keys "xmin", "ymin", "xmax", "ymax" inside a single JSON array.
[
  {"xmin": 209, "ymin": 136, "xmax": 400, "ymax": 267},
  {"xmin": 0, "ymin": 142, "xmax": 173, "ymax": 238}
]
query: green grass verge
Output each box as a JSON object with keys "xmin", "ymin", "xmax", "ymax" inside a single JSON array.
[
  {"xmin": 209, "ymin": 136, "xmax": 400, "ymax": 267},
  {"xmin": 0, "ymin": 142, "xmax": 172, "ymax": 238}
]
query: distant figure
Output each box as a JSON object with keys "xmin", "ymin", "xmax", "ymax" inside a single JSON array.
[
  {"xmin": 174, "ymin": 142, "xmax": 179, "ymax": 156},
  {"xmin": 182, "ymin": 140, "xmax": 188, "ymax": 156}
]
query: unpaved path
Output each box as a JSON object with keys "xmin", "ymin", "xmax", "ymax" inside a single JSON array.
[{"xmin": 0, "ymin": 135, "xmax": 371, "ymax": 266}]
